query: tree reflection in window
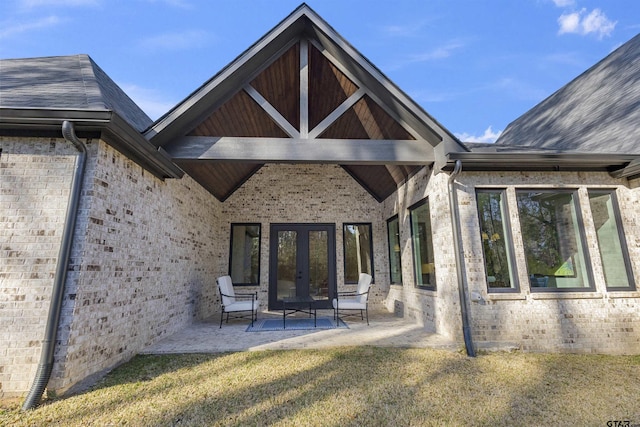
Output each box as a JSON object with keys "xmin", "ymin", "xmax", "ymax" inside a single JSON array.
[
  {"xmin": 230, "ymin": 223, "xmax": 261, "ymax": 285},
  {"xmin": 387, "ymin": 216, "xmax": 402, "ymax": 285},
  {"xmin": 476, "ymin": 190, "xmax": 516, "ymax": 290},
  {"xmin": 409, "ymin": 199, "xmax": 435, "ymax": 289},
  {"xmin": 588, "ymin": 190, "xmax": 635, "ymax": 290},
  {"xmin": 516, "ymin": 190, "xmax": 591, "ymax": 290},
  {"xmin": 343, "ymin": 223, "xmax": 373, "ymax": 283}
]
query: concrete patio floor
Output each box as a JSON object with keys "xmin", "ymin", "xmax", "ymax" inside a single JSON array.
[{"xmin": 141, "ymin": 311, "xmax": 460, "ymax": 354}]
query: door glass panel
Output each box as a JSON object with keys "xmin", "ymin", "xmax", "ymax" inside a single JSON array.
[
  {"xmin": 269, "ymin": 224, "xmax": 336, "ymax": 310},
  {"xmin": 309, "ymin": 230, "xmax": 329, "ymax": 300},
  {"xmin": 277, "ymin": 230, "xmax": 297, "ymax": 300}
]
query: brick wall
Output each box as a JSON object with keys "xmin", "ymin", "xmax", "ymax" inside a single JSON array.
[
  {"xmin": 0, "ymin": 137, "xmax": 77, "ymax": 397},
  {"xmin": 5, "ymin": 137, "xmax": 638, "ymax": 399},
  {"xmin": 49, "ymin": 140, "xmax": 223, "ymax": 393},
  {"xmin": 456, "ymin": 171, "xmax": 640, "ymax": 354},
  {"xmin": 382, "ymin": 167, "xmax": 463, "ymax": 340},
  {"xmin": 0, "ymin": 137, "xmax": 223, "ymax": 397},
  {"xmin": 221, "ymin": 164, "xmax": 389, "ymax": 309}
]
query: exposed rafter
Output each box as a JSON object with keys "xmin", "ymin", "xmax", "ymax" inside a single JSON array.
[{"xmin": 143, "ymin": 5, "xmax": 465, "ymax": 201}]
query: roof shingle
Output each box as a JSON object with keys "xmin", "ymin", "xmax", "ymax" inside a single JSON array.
[
  {"xmin": 494, "ymin": 33, "xmax": 640, "ymax": 154},
  {"xmin": 0, "ymin": 54, "xmax": 152, "ymax": 132}
]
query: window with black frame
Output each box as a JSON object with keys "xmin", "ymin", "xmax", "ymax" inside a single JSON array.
[
  {"xmin": 229, "ymin": 223, "xmax": 261, "ymax": 285},
  {"xmin": 588, "ymin": 190, "xmax": 635, "ymax": 290},
  {"xmin": 409, "ymin": 198, "xmax": 436, "ymax": 289},
  {"xmin": 387, "ymin": 215, "xmax": 402, "ymax": 285},
  {"xmin": 516, "ymin": 190, "xmax": 592, "ymax": 290},
  {"xmin": 476, "ymin": 189, "xmax": 518, "ymax": 291},
  {"xmin": 343, "ymin": 223, "xmax": 373, "ymax": 283}
]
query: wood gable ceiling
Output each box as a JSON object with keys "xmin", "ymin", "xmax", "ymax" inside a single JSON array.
[{"xmin": 149, "ymin": 4, "xmax": 466, "ymax": 202}]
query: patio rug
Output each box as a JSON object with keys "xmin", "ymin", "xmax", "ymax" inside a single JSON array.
[{"xmin": 246, "ymin": 317, "xmax": 348, "ymax": 332}]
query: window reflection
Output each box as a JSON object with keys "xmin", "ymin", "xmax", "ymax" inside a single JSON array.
[{"xmin": 230, "ymin": 224, "xmax": 260, "ymax": 285}]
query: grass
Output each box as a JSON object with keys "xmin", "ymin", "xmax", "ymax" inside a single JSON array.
[{"xmin": 1, "ymin": 348, "xmax": 639, "ymax": 426}]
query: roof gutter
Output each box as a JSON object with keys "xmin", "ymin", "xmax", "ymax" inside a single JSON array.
[
  {"xmin": 442, "ymin": 151, "xmax": 638, "ymax": 174},
  {"xmin": 448, "ymin": 160, "xmax": 476, "ymax": 357},
  {"xmin": 0, "ymin": 108, "xmax": 183, "ymax": 179},
  {"xmin": 22, "ymin": 121, "xmax": 86, "ymax": 410}
]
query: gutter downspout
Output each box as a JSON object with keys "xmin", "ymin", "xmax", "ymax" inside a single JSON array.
[
  {"xmin": 22, "ymin": 121, "xmax": 87, "ymax": 410},
  {"xmin": 448, "ymin": 160, "xmax": 476, "ymax": 357}
]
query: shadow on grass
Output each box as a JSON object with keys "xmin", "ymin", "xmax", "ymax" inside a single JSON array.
[{"xmin": 5, "ymin": 350, "xmax": 640, "ymax": 426}]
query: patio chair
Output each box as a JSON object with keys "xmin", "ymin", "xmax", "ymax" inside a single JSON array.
[
  {"xmin": 333, "ymin": 273, "xmax": 372, "ymax": 325},
  {"xmin": 217, "ymin": 275, "xmax": 258, "ymax": 328}
]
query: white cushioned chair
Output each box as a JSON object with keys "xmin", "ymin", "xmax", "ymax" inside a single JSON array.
[
  {"xmin": 333, "ymin": 273, "xmax": 372, "ymax": 325},
  {"xmin": 217, "ymin": 275, "xmax": 258, "ymax": 328}
]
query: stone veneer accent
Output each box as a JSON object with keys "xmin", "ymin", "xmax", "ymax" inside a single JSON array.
[
  {"xmin": 456, "ymin": 171, "xmax": 640, "ymax": 354},
  {"xmin": 1, "ymin": 137, "xmax": 223, "ymax": 397}
]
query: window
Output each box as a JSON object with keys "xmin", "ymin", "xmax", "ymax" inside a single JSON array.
[
  {"xmin": 410, "ymin": 199, "xmax": 435, "ymax": 289},
  {"xmin": 229, "ymin": 223, "xmax": 261, "ymax": 285},
  {"xmin": 343, "ymin": 223, "xmax": 373, "ymax": 283},
  {"xmin": 387, "ymin": 215, "xmax": 402, "ymax": 285},
  {"xmin": 588, "ymin": 190, "xmax": 635, "ymax": 290},
  {"xmin": 476, "ymin": 190, "xmax": 517, "ymax": 291},
  {"xmin": 516, "ymin": 190, "xmax": 592, "ymax": 291}
]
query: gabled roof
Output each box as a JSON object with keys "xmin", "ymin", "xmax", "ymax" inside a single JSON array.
[
  {"xmin": 0, "ymin": 54, "xmax": 182, "ymax": 178},
  {"xmin": 146, "ymin": 3, "xmax": 465, "ymax": 202},
  {"xmin": 494, "ymin": 33, "xmax": 640, "ymax": 153}
]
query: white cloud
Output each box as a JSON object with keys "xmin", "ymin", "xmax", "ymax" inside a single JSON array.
[
  {"xmin": 141, "ymin": 0, "xmax": 192, "ymax": 8},
  {"xmin": 120, "ymin": 84, "xmax": 176, "ymax": 120},
  {"xmin": 0, "ymin": 15, "xmax": 61, "ymax": 40},
  {"xmin": 558, "ymin": 8, "xmax": 616, "ymax": 38},
  {"xmin": 552, "ymin": 0, "xmax": 575, "ymax": 7},
  {"xmin": 455, "ymin": 126, "xmax": 502, "ymax": 143},
  {"xmin": 386, "ymin": 40, "xmax": 464, "ymax": 70},
  {"xmin": 137, "ymin": 30, "xmax": 211, "ymax": 52},
  {"xmin": 382, "ymin": 24, "xmax": 417, "ymax": 37},
  {"xmin": 381, "ymin": 21, "xmax": 426, "ymax": 38},
  {"xmin": 409, "ymin": 41, "xmax": 464, "ymax": 62},
  {"xmin": 558, "ymin": 11, "xmax": 580, "ymax": 33}
]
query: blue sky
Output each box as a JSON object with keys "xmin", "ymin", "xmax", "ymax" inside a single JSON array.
[{"xmin": 1, "ymin": 0, "xmax": 638, "ymax": 142}]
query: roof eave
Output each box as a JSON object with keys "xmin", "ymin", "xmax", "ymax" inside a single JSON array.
[
  {"xmin": 439, "ymin": 151, "xmax": 639, "ymax": 177},
  {"xmin": 0, "ymin": 108, "xmax": 183, "ymax": 179}
]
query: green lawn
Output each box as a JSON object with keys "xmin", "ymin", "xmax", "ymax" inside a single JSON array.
[{"xmin": 2, "ymin": 348, "xmax": 639, "ymax": 426}]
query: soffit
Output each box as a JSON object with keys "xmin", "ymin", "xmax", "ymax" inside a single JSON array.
[{"xmin": 149, "ymin": 4, "xmax": 462, "ymax": 202}]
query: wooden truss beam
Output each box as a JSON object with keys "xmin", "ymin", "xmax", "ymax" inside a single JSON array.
[
  {"xmin": 244, "ymin": 85, "xmax": 300, "ymax": 138},
  {"xmin": 166, "ymin": 136, "xmax": 433, "ymax": 164}
]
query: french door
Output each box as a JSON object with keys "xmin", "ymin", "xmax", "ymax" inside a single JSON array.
[{"xmin": 268, "ymin": 224, "xmax": 336, "ymax": 310}]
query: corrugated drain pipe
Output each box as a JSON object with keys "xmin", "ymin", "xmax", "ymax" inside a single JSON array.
[
  {"xmin": 22, "ymin": 121, "xmax": 87, "ymax": 410},
  {"xmin": 448, "ymin": 160, "xmax": 476, "ymax": 357}
]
